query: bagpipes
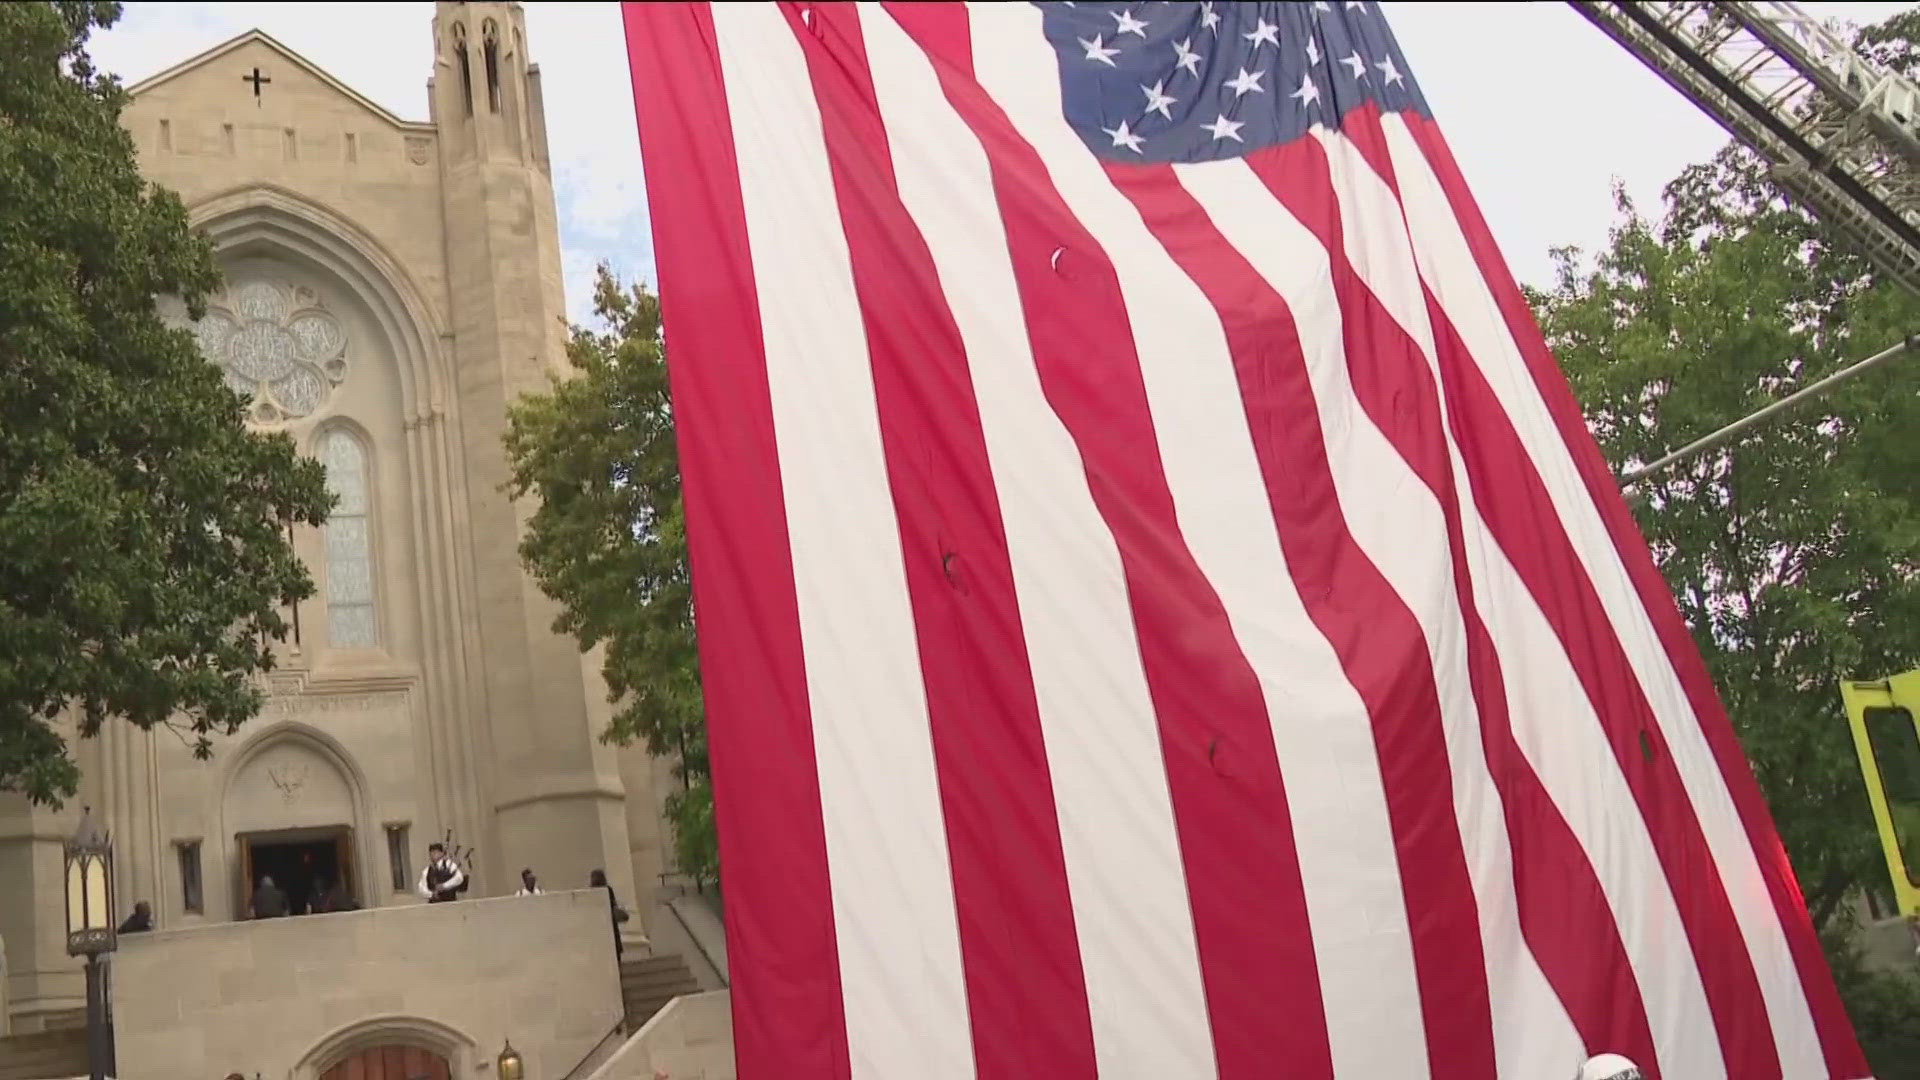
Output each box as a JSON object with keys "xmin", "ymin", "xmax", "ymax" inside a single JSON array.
[{"xmin": 444, "ymin": 828, "xmax": 477, "ymax": 895}]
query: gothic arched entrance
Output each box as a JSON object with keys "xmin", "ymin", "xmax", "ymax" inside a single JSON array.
[{"xmin": 319, "ymin": 1044, "xmax": 451, "ymax": 1080}]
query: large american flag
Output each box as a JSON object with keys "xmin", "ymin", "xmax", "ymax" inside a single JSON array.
[{"xmin": 620, "ymin": 2, "xmax": 1868, "ymax": 1077}]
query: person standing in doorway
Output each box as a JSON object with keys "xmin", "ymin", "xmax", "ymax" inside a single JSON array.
[
  {"xmin": 514, "ymin": 868, "xmax": 543, "ymax": 896},
  {"xmin": 416, "ymin": 842, "xmax": 466, "ymax": 903},
  {"xmin": 250, "ymin": 875, "xmax": 288, "ymax": 919}
]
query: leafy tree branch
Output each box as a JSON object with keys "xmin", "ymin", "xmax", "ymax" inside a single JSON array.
[{"xmin": 0, "ymin": 1, "xmax": 332, "ymax": 803}]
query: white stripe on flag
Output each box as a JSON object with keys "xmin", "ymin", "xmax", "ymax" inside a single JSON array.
[
  {"xmin": 855, "ymin": 7, "xmax": 1217, "ymax": 1076},
  {"xmin": 1378, "ymin": 113, "xmax": 1827, "ymax": 1077},
  {"xmin": 1173, "ymin": 154, "xmax": 1583, "ymax": 1076},
  {"xmin": 709, "ymin": 7, "xmax": 975, "ymax": 1077},
  {"xmin": 1308, "ymin": 129, "xmax": 1726, "ymax": 1077},
  {"xmin": 965, "ymin": 6, "xmax": 1435, "ymax": 1077}
]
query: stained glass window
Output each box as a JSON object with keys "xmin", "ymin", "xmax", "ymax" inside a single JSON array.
[
  {"xmin": 320, "ymin": 430, "xmax": 379, "ymax": 648},
  {"xmin": 171, "ymin": 279, "xmax": 349, "ymax": 425}
]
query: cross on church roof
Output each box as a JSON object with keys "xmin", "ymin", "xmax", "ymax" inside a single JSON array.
[{"xmin": 242, "ymin": 66, "xmax": 271, "ymax": 104}]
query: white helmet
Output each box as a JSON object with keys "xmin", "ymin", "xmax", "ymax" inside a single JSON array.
[{"xmin": 1577, "ymin": 1055, "xmax": 1644, "ymax": 1080}]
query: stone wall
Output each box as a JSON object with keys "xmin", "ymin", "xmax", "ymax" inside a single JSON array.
[
  {"xmin": 110, "ymin": 889, "xmax": 622, "ymax": 1080},
  {"xmin": 585, "ymin": 991, "xmax": 734, "ymax": 1080},
  {"xmin": 1861, "ymin": 912, "xmax": 1920, "ymax": 974}
]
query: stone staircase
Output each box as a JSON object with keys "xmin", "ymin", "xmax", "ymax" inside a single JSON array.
[
  {"xmin": 620, "ymin": 953, "xmax": 702, "ymax": 1031},
  {"xmin": 0, "ymin": 1012, "xmax": 88, "ymax": 1080}
]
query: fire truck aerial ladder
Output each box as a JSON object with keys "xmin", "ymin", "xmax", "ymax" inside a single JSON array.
[
  {"xmin": 1572, "ymin": 1, "xmax": 1920, "ymax": 295},
  {"xmin": 1576, "ymin": 2, "xmax": 1920, "ymax": 941}
]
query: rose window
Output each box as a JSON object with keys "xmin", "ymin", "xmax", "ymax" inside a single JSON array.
[{"xmin": 182, "ymin": 280, "xmax": 348, "ymax": 423}]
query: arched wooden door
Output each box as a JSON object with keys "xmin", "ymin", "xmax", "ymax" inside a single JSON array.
[{"xmin": 318, "ymin": 1045, "xmax": 452, "ymax": 1080}]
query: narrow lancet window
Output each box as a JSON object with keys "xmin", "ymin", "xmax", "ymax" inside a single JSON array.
[
  {"xmin": 483, "ymin": 20, "xmax": 502, "ymax": 113},
  {"xmin": 320, "ymin": 430, "xmax": 378, "ymax": 648},
  {"xmin": 454, "ymin": 24, "xmax": 474, "ymax": 117}
]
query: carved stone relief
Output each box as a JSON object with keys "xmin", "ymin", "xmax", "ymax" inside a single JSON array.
[
  {"xmin": 228, "ymin": 740, "xmax": 354, "ymax": 833},
  {"xmin": 267, "ymin": 763, "xmax": 309, "ymax": 804},
  {"xmin": 262, "ymin": 690, "xmax": 410, "ymax": 718}
]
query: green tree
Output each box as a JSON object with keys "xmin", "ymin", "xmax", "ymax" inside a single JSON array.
[
  {"xmin": 0, "ymin": 2, "xmax": 333, "ymax": 804},
  {"xmin": 504, "ymin": 268, "xmax": 714, "ymax": 887}
]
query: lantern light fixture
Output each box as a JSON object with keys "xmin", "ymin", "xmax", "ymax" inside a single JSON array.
[
  {"xmin": 63, "ymin": 806, "xmax": 115, "ymax": 959},
  {"xmin": 496, "ymin": 1040, "xmax": 524, "ymax": 1080}
]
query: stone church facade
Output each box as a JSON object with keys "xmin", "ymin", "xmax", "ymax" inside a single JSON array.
[{"xmin": 0, "ymin": 0, "xmax": 677, "ymax": 1032}]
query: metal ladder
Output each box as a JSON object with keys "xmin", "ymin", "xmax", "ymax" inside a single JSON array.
[{"xmin": 1572, "ymin": 1, "xmax": 1920, "ymax": 295}]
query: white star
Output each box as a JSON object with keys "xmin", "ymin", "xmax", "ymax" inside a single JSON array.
[
  {"xmin": 1290, "ymin": 73, "xmax": 1320, "ymax": 107},
  {"xmin": 1079, "ymin": 34, "xmax": 1120, "ymax": 67},
  {"xmin": 1202, "ymin": 114, "xmax": 1244, "ymax": 142},
  {"xmin": 1376, "ymin": 55, "xmax": 1404, "ymax": 85},
  {"xmin": 1112, "ymin": 8, "xmax": 1149, "ymax": 38},
  {"xmin": 1173, "ymin": 37, "xmax": 1202, "ymax": 76},
  {"xmin": 1346, "ymin": 1, "xmax": 1367, "ymax": 10},
  {"xmin": 1313, "ymin": 1, "xmax": 1332, "ymax": 9},
  {"xmin": 1142, "ymin": 80, "xmax": 1177, "ymax": 120},
  {"xmin": 1305, "ymin": 36, "xmax": 1320, "ymax": 66},
  {"xmin": 1341, "ymin": 51, "xmax": 1368, "ymax": 79},
  {"xmin": 1225, "ymin": 67, "xmax": 1266, "ymax": 97},
  {"xmin": 1200, "ymin": 1, "xmax": 1220, "ymax": 32},
  {"xmin": 1242, "ymin": 18, "xmax": 1279, "ymax": 49},
  {"xmin": 1103, "ymin": 119, "xmax": 1146, "ymax": 153}
]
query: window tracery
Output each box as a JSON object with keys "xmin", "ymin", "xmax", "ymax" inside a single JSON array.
[{"xmin": 180, "ymin": 279, "xmax": 348, "ymax": 424}]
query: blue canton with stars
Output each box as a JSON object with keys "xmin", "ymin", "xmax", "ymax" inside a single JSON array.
[{"xmin": 1039, "ymin": 1, "xmax": 1430, "ymax": 165}]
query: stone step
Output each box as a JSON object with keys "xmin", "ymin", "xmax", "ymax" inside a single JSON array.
[
  {"xmin": 618, "ymin": 952, "xmax": 700, "ymax": 1031},
  {"xmin": 621, "ymin": 968, "xmax": 700, "ymax": 990},
  {"xmin": 0, "ymin": 1028, "xmax": 88, "ymax": 1080},
  {"xmin": 621, "ymin": 954, "xmax": 693, "ymax": 973},
  {"xmin": 36, "ymin": 1014, "xmax": 85, "ymax": 1034}
]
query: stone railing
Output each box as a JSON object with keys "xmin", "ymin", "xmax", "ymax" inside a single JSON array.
[
  {"xmin": 584, "ymin": 990, "xmax": 733, "ymax": 1080},
  {"xmin": 110, "ymin": 889, "xmax": 624, "ymax": 1080}
]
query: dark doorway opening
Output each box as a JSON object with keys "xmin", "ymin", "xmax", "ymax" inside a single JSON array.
[{"xmin": 238, "ymin": 827, "xmax": 356, "ymax": 917}]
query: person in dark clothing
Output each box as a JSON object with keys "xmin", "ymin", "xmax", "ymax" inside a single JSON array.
[
  {"xmin": 117, "ymin": 901, "xmax": 152, "ymax": 934},
  {"xmin": 311, "ymin": 877, "xmax": 359, "ymax": 914},
  {"xmin": 251, "ymin": 875, "xmax": 288, "ymax": 919},
  {"xmin": 589, "ymin": 868, "xmax": 630, "ymax": 960},
  {"xmin": 417, "ymin": 842, "xmax": 466, "ymax": 903}
]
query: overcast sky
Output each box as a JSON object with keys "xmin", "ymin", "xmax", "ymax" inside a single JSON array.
[{"xmin": 87, "ymin": 1, "xmax": 1916, "ymax": 325}]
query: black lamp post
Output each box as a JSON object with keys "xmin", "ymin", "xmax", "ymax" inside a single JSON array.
[{"xmin": 63, "ymin": 806, "xmax": 116, "ymax": 1080}]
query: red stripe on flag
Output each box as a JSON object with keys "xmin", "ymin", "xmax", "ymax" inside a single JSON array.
[
  {"xmin": 1400, "ymin": 114, "xmax": 1871, "ymax": 1079},
  {"xmin": 1104, "ymin": 160, "xmax": 1498, "ymax": 1078},
  {"xmin": 621, "ymin": 5, "xmax": 852, "ymax": 1076},
  {"xmin": 884, "ymin": 5, "xmax": 1335, "ymax": 1075},
  {"xmin": 782, "ymin": 5, "xmax": 1099, "ymax": 1072},
  {"xmin": 1303, "ymin": 110, "xmax": 1776, "ymax": 1078}
]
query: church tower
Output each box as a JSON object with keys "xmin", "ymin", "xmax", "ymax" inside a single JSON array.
[{"xmin": 427, "ymin": 0, "xmax": 638, "ymax": 902}]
